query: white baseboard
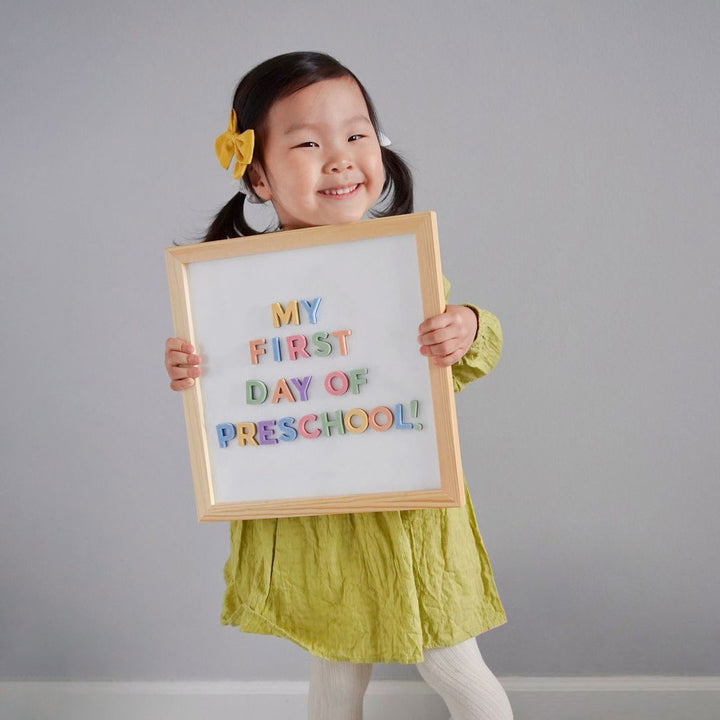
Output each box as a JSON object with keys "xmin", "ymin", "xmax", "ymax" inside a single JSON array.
[{"xmin": 1, "ymin": 677, "xmax": 719, "ymax": 720}]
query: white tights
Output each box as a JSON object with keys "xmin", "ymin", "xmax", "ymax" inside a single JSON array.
[{"xmin": 307, "ymin": 637, "xmax": 513, "ymax": 720}]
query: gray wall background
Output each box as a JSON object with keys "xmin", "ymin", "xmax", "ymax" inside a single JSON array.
[{"xmin": 1, "ymin": 1, "xmax": 718, "ymax": 680}]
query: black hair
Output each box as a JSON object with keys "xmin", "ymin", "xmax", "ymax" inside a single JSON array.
[{"xmin": 196, "ymin": 51, "xmax": 414, "ymax": 243}]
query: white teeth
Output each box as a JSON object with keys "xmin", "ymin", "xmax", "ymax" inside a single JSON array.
[{"xmin": 321, "ymin": 184, "xmax": 359, "ymax": 196}]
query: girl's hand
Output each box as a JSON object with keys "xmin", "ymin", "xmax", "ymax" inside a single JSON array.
[
  {"xmin": 165, "ymin": 337, "xmax": 201, "ymax": 391},
  {"xmin": 417, "ymin": 305, "xmax": 478, "ymax": 367}
]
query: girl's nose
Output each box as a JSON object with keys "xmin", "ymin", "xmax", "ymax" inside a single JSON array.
[{"xmin": 323, "ymin": 155, "xmax": 354, "ymax": 174}]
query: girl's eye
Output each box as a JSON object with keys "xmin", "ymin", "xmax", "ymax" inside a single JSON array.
[{"xmin": 295, "ymin": 135, "xmax": 365, "ymax": 148}]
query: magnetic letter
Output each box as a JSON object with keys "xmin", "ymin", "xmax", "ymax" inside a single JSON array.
[
  {"xmin": 344, "ymin": 408, "xmax": 369, "ymax": 434},
  {"xmin": 235, "ymin": 422, "xmax": 258, "ymax": 446},
  {"xmin": 298, "ymin": 414, "xmax": 320, "ymax": 439},
  {"xmin": 271, "ymin": 378, "xmax": 296, "ymax": 403},
  {"xmin": 330, "ymin": 329, "xmax": 352, "ymax": 355},
  {"xmin": 368, "ymin": 406, "xmax": 394, "ymax": 431},
  {"xmin": 311, "ymin": 331, "xmax": 332, "ymax": 357},
  {"xmin": 246, "ymin": 380, "xmax": 268, "ymax": 404},
  {"xmin": 286, "ymin": 334, "xmax": 310, "ymax": 360},
  {"xmin": 271, "ymin": 300, "xmax": 300, "ymax": 328},
  {"xmin": 324, "ymin": 370, "xmax": 349, "ymax": 396},
  {"xmin": 277, "ymin": 417, "xmax": 297, "ymax": 442},
  {"xmin": 249, "ymin": 338, "xmax": 266, "ymax": 365},
  {"xmin": 290, "ymin": 375, "xmax": 312, "ymax": 401},
  {"xmin": 216, "ymin": 423, "xmax": 236, "ymax": 448},
  {"xmin": 348, "ymin": 368, "xmax": 368, "ymax": 395},
  {"xmin": 257, "ymin": 420, "xmax": 278, "ymax": 445},
  {"xmin": 299, "ymin": 297, "xmax": 322, "ymax": 324},
  {"xmin": 320, "ymin": 410, "xmax": 346, "ymax": 437},
  {"xmin": 394, "ymin": 403, "xmax": 414, "ymax": 429}
]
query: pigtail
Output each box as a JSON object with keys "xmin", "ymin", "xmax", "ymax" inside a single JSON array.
[
  {"xmin": 203, "ymin": 191, "xmax": 263, "ymax": 242},
  {"xmin": 371, "ymin": 147, "xmax": 414, "ymax": 218}
]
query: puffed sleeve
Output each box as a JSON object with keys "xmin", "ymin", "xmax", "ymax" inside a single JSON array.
[{"xmin": 442, "ymin": 275, "xmax": 504, "ymax": 394}]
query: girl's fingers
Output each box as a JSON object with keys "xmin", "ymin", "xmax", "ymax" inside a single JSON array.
[
  {"xmin": 418, "ymin": 306, "xmax": 472, "ymax": 346},
  {"xmin": 432, "ymin": 347, "xmax": 465, "ymax": 367},
  {"xmin": 419, "ymin": 333, "xmax": 464, "ymax": 357},
  {"xmin": 166, "ymin": 338, "xmax": 199, "ymax": 391},
  {"xmin": 166, "ymin": 337, "xmax": 194, "ymax": 354},
  {"xmin": 418, "ymin": 312, "xmax": 452, "ymax": 335},
  {"xmin": 417, "ymin": 325, "xmax": 459, "ymax": 346},
  {"xmin": 168, "ymin": 364, "xmax": 201, "ymax": 381},
  {"xmin": 167, "ymin": 349, "xmax": 201, "ymax": 368},
  {"xmin": 170, "ymin": 377, "xmax": 196, "ymax": 391},
  {"xmin": 420, "ymin": 338, "xmax": 464, "ymax": 365},
  {"xmin": 165, "ymin": 338, "xmax": 196, "ymax": 368}
]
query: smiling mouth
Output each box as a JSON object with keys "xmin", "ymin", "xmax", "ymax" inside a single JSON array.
[{"xmin": 318, "ymin": 183, "xmax": 361, "ymax": 197}]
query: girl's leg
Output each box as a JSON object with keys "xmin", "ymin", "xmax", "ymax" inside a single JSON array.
[
  {"xmin": 415, "ymin": 637, "xmax": 513, "ymax": 720},
  {"xmin": 307, "ymin": 654, "xmax": 373, "ymax": 720}
]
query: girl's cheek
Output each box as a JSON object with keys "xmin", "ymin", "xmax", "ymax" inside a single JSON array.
[{"xmin": 373, "ymin": 157, "xmax": 385, "ymax": 187}]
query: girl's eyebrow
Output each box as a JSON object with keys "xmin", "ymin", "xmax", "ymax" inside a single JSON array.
[{"xmin": 283, "ymin": 115, "xmax": 372, "ymax": 135}]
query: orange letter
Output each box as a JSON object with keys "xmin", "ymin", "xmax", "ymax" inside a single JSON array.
[
  {"xmin": 330, "ymin": 329, "xmax": 352, "ymax": 355},
  {"xmin": 271, "ymin": 378, "xmax": 296, "ymax": 403},
  {"xmin": 368, "ymin": 406, "xmax": 394, "ymax": 431},
  {"xmin": 249, "ymin": 338, "xmax": 266, "ymax": 365}
]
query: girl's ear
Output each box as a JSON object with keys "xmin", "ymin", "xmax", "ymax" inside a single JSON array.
[{"xmin": 247, "ymin": 163, "xmax": 272, "ymax": 202}]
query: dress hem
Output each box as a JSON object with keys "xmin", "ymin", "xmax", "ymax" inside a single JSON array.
[{"xmin": 221, "ymin": 601, "xmax": 508, "ymax": 665}]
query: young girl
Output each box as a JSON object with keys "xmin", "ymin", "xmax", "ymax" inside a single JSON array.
[{"xmin": 164, "ymin": 51, "xmax": 513, "ymax": 720}]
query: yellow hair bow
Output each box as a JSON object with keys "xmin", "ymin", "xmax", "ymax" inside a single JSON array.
[{"xmin": 214, "ymin": 108, "xmax": 255, "ymax": 179}]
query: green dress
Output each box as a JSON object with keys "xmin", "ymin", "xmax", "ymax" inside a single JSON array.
[{"xmin": 220, "ymin": 276, "xmax": 507, "ymax": 664}]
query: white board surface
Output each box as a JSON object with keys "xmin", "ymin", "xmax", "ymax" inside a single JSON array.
[{"xmin": 185, "ymin": 232, "xmax": 440, "ymax": 504}]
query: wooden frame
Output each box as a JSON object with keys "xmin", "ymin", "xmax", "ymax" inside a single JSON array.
[{"xmin": 165, "ymin": 211, "xmax": 465, "ymax": 521}]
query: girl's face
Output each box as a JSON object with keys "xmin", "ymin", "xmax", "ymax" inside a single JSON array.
[{"xmin": 248, "ymin": 77, "xmax": 385, "ymax": 230}]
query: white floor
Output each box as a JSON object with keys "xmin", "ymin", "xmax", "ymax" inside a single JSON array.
[{"xmin": 1, "ymin": 677, "xmax": 719, "ymax": 720}]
